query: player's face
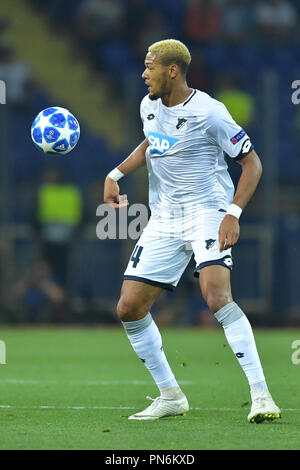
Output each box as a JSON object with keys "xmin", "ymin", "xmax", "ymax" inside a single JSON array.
[{"xmin": 142, "ymin": 52, "xmax": 170, "ymax": 100}]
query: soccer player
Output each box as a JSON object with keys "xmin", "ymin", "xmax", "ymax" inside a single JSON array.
[{"xmin": 104, "ymin": 39, "xmax": 281, "ymax": 423}]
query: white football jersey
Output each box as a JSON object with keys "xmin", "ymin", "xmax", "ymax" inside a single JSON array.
[{"xmin": 140, "ymin": 89, "xmax": 252, "ymax": 215}]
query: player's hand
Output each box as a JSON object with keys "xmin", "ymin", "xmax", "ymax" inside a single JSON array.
[
  {"xmin": 219, "ymin": 215, "xmax": 240, "ymax": 252},
  {"xmin": 104, "ymin": 176, "xmax": 128, "ymax": 208}
]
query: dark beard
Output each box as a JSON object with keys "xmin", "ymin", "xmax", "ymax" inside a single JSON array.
[
  {"xmin": 148, "ymin": 93, "xmax": 160, "ymax": 101},
  {"xmin": 148, "ymin": 75, "xmax": 168, "ymax": 101}
]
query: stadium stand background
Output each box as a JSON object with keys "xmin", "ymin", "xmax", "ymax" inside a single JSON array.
[{"xmin": 0, "ymin": 0, "xmax": 299, "ymax": 326}]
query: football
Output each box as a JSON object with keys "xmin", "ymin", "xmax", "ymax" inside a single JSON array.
[{"xmin": 31, "ymin": 106, "xmax": 80, "ymax": 155}]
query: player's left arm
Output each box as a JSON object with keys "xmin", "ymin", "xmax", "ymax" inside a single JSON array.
[{"xmin": 219, "ymin": 149, "xmax": 263, "ymax": 252}]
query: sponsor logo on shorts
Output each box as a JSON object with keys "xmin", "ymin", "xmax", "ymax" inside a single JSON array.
[{"xmin": 223, "ymin": 256, "xmax": 233, "ymax": 267}]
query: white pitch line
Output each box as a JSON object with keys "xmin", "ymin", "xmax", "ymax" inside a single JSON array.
[
  {"xmin": 0, "ymin": 404, "xmax": 299, "ymax": 411},
  {"xmin": 0, "ymin": 405, "xmax": 136, "ymax": 410},
  {"xmin": 0, "ymin": 379, "xmax": 195, "ymax": 386}
]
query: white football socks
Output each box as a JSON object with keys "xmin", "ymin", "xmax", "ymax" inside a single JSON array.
[
  {"xmin": 122, "ymin": 313, "xmax": 183, "ymax": 398},
  {"xmin": 215, "ymin": 302, "xmax": 268, "ymax": 393},
  {"xmin": 123, "ymin": 303, "xmax": 268, "ymax": 399}
]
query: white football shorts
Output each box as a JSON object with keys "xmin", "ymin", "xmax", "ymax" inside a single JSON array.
[{"xmin": 123, "ymin": 208, "xmax": 233, "ymax": 291}]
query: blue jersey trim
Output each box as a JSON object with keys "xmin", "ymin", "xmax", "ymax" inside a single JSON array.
[
  {"xmin": 123, "ymin": 275, "xmax": 175, "ymax": 291},
  {"xmin": 194, "ymin": 256, "xmax": 233, "ymax": 277},
  {"xmin": 183, "ymin": 89, "xmax": 196, "ymax": 106}
]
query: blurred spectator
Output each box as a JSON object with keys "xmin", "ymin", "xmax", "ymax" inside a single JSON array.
[
  {"xmin": 183, "ymin": 0, "xmax": 222, "ymax": 43},
  {"xmin": 85, "ymin": 180, "xmax": 104, "ymax": 222},
  {"xmin": 73, "ymin": 0, "xmax": 125, "ymax": 50},
  {"xmin": 185, "ymin": 280, "xmax": 214, "ymax": 326},
  {"xmin": 215, "ymin": 72, "xmax": 255, "ymax": 188},
  {"xmin": 254, "ymin": 0, "xmax": 297, "ymax": 42},
  {"xmin": 186, "ymin": 53, "xmax": 210, "ymax": 93},
  {"xmin": 143, "ymin": 0, "xmax": 186, "ymax": 38},
  {"xmin": 222, "ymin": 0, "xmax": 254, "ymax": 43},
  {"xmin": 150, "ymin": 290, "xmax": 175, "ymax": 326},
  {"xmin": 125, "ymin": 0, "xmax": 152, "ymax": 47},
  {"xmin": 133, "ymin": 9, "xmax": 169, "ymax": 62},
  {"xmin": 0, "ymin": 18, "xmax": 10, "ymax": 37},
  {"xmin": 295, "ymin": 102, "xmax": 300, "ymax": 131},
  {"xmin": 44, "ymin": 0, "xmax": 82, "ymax": 30},
  {"xmin": 215, "ymin": 73, "xmax": 255, "ymax": 131},
  {"xmin": 13, "ymin": 260, "xmax": 67, "ymax": 322},
  {"xmin": 34, "ymin": 168, "xmax": 83, "ymax": 289},
  {"xmin": 0, "ymin": 40, "xmax": 35, "ymax": 108},
  {"xmin": 98, "ymin": 40, "xmax": 135, "ymax": 84}
]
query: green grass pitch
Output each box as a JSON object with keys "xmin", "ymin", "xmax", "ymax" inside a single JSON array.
[{"xmin": 0, "ymin": 326, "xmax": 299, "ymax": 450}]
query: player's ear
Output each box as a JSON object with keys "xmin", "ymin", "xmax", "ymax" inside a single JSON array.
[{"xmin": 169, "ymin": 63, "xmax": 179, "ymax": 79}]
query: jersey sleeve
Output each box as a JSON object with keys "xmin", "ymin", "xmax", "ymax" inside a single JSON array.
[{"xmin": 206, "ymin": 102, "xmax": 254, "ymax": 160}]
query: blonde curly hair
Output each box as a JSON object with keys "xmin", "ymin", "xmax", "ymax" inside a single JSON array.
[{"xmin": 148, "ymin": 39, "xmax": 191, "ymax": 76}]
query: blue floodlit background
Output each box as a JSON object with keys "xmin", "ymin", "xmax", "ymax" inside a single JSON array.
[{"xmin": 0, "ymin": 0, "xmax": 299, "ymax": 326}]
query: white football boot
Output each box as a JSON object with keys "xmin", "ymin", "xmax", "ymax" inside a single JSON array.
[
  {"xmin": 248, "ymin": 390, "xmax": 281, "ymax": 423},
  {"xmin": 128, "ymin": 394, "xmax": 189, "ymax": 420}
]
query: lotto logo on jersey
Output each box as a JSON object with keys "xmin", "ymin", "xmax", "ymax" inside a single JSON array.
[{"xmin": 148, "ymin": 132, "xmax": 179, "ymax": 156}]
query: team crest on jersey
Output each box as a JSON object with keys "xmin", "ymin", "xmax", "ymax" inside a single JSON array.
[
  {"xmin": 176, "ymin": 118, "xmax": 187, "ymax": 130},
  {"xmin": 148, "ymin": 131, "xmax": 179, "ymax": 156}
]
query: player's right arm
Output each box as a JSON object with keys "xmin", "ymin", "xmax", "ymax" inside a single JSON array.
[
  {"xmin": 117, "ymin": 138, "xmax": 149, "ymax": 175},
  {"xmin": 104, "ymin": 138, "xmax": 149, "ymax": 208}
]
